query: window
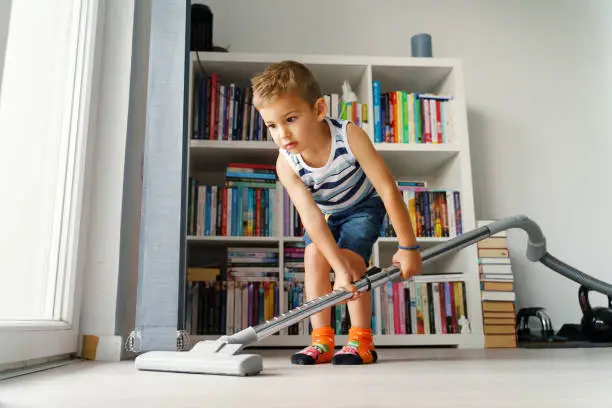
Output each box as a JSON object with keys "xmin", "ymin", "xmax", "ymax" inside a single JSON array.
[{"xmin": 0, "ymin": 0, "xmax": 99, "ymax": 367}]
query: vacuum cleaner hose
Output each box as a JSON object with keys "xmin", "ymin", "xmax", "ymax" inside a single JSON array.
[{"xmin": 539, "ymin": 252, "xmax": 612, "ymax": 297}]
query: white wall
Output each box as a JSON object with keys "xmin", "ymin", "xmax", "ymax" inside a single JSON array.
[{"xmin": 198, "ymin": 0, "xmax": 612, "ymax": 328}]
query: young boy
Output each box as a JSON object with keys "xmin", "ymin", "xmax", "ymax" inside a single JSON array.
[{"xmin": 251, "ymin": 61, "xmax": 422, "ymax": 365}]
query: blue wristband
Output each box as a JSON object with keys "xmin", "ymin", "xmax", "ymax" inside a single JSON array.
[{"xmin": 398, "ymin": 244, "xmax": 420, "ymax": 251}]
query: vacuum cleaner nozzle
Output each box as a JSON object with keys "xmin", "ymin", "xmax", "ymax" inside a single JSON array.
[{"xmin": 134, "ymin": 339, "xmax": 263, "ymax": 377}]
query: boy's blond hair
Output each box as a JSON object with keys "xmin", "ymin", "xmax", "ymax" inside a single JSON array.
[{"xmin": 251, "ymin": 60, "xmax": 322, "ymax": 107}]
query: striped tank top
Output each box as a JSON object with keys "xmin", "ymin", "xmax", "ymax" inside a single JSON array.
[{"xmin": 280, "ymin": 117, "xmax": 377, "ymax": 215}]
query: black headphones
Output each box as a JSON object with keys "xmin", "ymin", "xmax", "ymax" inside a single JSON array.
[{"xmin": 578, "ymin": 286, "xmax": 612, "ymax": 342}]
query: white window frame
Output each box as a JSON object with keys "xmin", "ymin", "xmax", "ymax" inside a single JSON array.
[{"xmin": 0, "ymin": 0, "xmax": 100, "ymax": 367}]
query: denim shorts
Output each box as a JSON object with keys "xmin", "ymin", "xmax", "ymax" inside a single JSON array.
[{"xmin": 303, "ymin": 194, "xmax": 386, "ymax": 266}]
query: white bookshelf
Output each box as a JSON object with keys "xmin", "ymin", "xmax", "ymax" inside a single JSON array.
[{"xmin": 185, "ymin": 51, "xmax": 483, "ymax": 349}]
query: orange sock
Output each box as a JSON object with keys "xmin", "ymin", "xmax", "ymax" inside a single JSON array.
[
  {"xmin": 332, "ymin": 327, "xmax": 377, "ymax": 365},
  {"xmin": 291, "ymin": 326, "xmax": 335, "ymax": 365}
]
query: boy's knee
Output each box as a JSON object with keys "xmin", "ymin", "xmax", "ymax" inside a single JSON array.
[
  {"xmin": 304, "ymin": 244, "xmax": 365, "ymax": 280},
  {"xmin": 339, "ymin": 248, "xmax": 367, "ymax": 280}
]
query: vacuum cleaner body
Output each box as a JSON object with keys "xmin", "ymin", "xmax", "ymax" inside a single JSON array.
[
  {"xmin": 578, "ymin": 286, "xmax": 612, "ymax": 342},
  {"xmin": 134, "ymin": 214, "xmax": 612, "ymax": 376}
]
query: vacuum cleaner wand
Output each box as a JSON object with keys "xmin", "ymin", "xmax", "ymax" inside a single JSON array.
[
  {"xmin": 134, "ymin": 214, "xmax": 612, "ymax": 376},
  {"xmin": 221, "ymin": 214, "xmax": 540, "ymax": 348}
]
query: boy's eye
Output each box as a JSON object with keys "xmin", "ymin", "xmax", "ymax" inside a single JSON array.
[
  {"xmin": 267, "ymin": 123, "xmax": 276, "ymax": 129},
  {"xmin": 287, "ymin": 116, "xmax": 297, "ymax": 123}
]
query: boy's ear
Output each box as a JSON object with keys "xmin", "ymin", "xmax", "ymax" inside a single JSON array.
[{"xmin": 314, "ymin": 97, "xmax": 327, "ymax": 121}]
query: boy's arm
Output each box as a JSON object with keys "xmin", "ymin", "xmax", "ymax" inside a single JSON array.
[
  {"xmin": 345, "ymin": 123, "xmax": 418, "ymax": 248},
  {"xmin": 276, "ymin": 154, "xmax": 353, "ymax": 278}
]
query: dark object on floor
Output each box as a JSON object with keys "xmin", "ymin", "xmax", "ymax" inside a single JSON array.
[
  {"xmin": 520, "ymin": 340, "xmax": 612, "ymax": 348},
  {"xmin": 556, "ymin": 323, "xmax": 588, "ymax": 341},
  {"xmin": 190, "ymin": 4, "xmax": 213, "ymax": 51},
  {"xmin": 578, "ymin": 285, "xmax": 612, "ymax": 342},
  {"xmin": 519, "ymin": 324, "xmax": 612, "ymax": 348},
  {"xmin": 517, "ymin": 307, "xmax": 555, "ymax": 342},
  {"xmin": 520, "ymin": 323, "xmax": 612, "ymax": 348}
]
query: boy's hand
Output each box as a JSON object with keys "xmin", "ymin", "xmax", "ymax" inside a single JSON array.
[
  {"xmin": 333, "ymin": 272, "xmax": 360, "ymax": 303},
  {"xmin": 392, "ymin": 249, "xmax": 422, "ymax": 280}
]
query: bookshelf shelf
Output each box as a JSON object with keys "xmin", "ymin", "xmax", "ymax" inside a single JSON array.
[
  {"xmin": 187, "ymin": 235, "xmax": 279, "ymax": 245},
  {"xmin": 190, "ymin": 140, "xmax": 277, "ymax": 169},
  {"xmin": 184, "ymin": 51, "xmax": 483, "ymax": 349},
  {"xmin": 186, "ymin": 235, "xmax": 452, "ymax": 245},
  {"xmin": 377, "ymin": 237, "xmax": 451, "ymax": 246},
  {"xmin": 190, "ymin": 139, "xmax": 277, "ymax": 149},
  {"xmin": 190, "ymin": 139, "xmax": 459, "ymax": 175}
]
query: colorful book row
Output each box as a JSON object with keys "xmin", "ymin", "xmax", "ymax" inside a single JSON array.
[
  {"xmin": 187, "ymin": 178, "xmax": 276, "ymax": 237},
  {"xmin": 191, "ymin": 71, "xmax": 270, "ymax": 141},
  {"xmin": 382, "ymin": 188, "xmax": 463, "ymax": 238},
  {"xmin": 186, "ymin": 279, "xmax": 280, "ymax": 335},
  {"xmin": 378, "ymin": 275, "xmax": 469, "ymax": 335},
  {"xmin": 372, "ymin": 82, "xmax": 456, "ymax": 144}
]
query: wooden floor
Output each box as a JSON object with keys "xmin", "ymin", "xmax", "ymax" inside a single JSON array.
[{"xmin": 1, "ymin": 347, "xmax": 611, "ymax": 407}]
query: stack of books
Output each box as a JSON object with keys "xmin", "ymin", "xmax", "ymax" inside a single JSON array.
[
  {"xmin": 477, "ymin": 220, "xmax": 517, "ymax": 348},
  {"xmin": 224, "ymin": 246, "xmax": 279, "ymax": 335}
]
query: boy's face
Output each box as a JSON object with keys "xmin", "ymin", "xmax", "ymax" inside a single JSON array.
[{"xmin": 256, "ymin": 92, "xmax": 327, "ymax": 154}]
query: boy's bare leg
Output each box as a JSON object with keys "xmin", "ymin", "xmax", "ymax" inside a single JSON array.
[
  {"xmin": 333, "ymin": 248, "xmax": 377, "ymax": 365},
  {"xmin": 291, "ymin": 243, "xmax": 335, "ymax": 365},
  {"xmin": 339, "ymin": 249, "xmax": 372, "ymax": 328},
  {"xmin": 304, "ymin": 243, "xmax": 332, "ymax": 328}
]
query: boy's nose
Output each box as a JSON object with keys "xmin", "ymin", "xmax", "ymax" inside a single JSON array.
[{"xmin": 280, "ymin": 128, "xmax": 292, "ymax": 140}]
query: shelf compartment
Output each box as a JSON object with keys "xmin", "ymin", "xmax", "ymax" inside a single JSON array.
[
  {"xmin": 370, "ymin": 63, "xmax": 455, "ymax": 96},
  {"xmin": 189, "ymin": 140, "xmax": 278, "ymax": 170}
]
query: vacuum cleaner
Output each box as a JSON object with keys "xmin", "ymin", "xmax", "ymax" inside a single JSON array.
[{"xmin": 134, "ymin": 214, "xmax": 612, "ymax": 376}]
